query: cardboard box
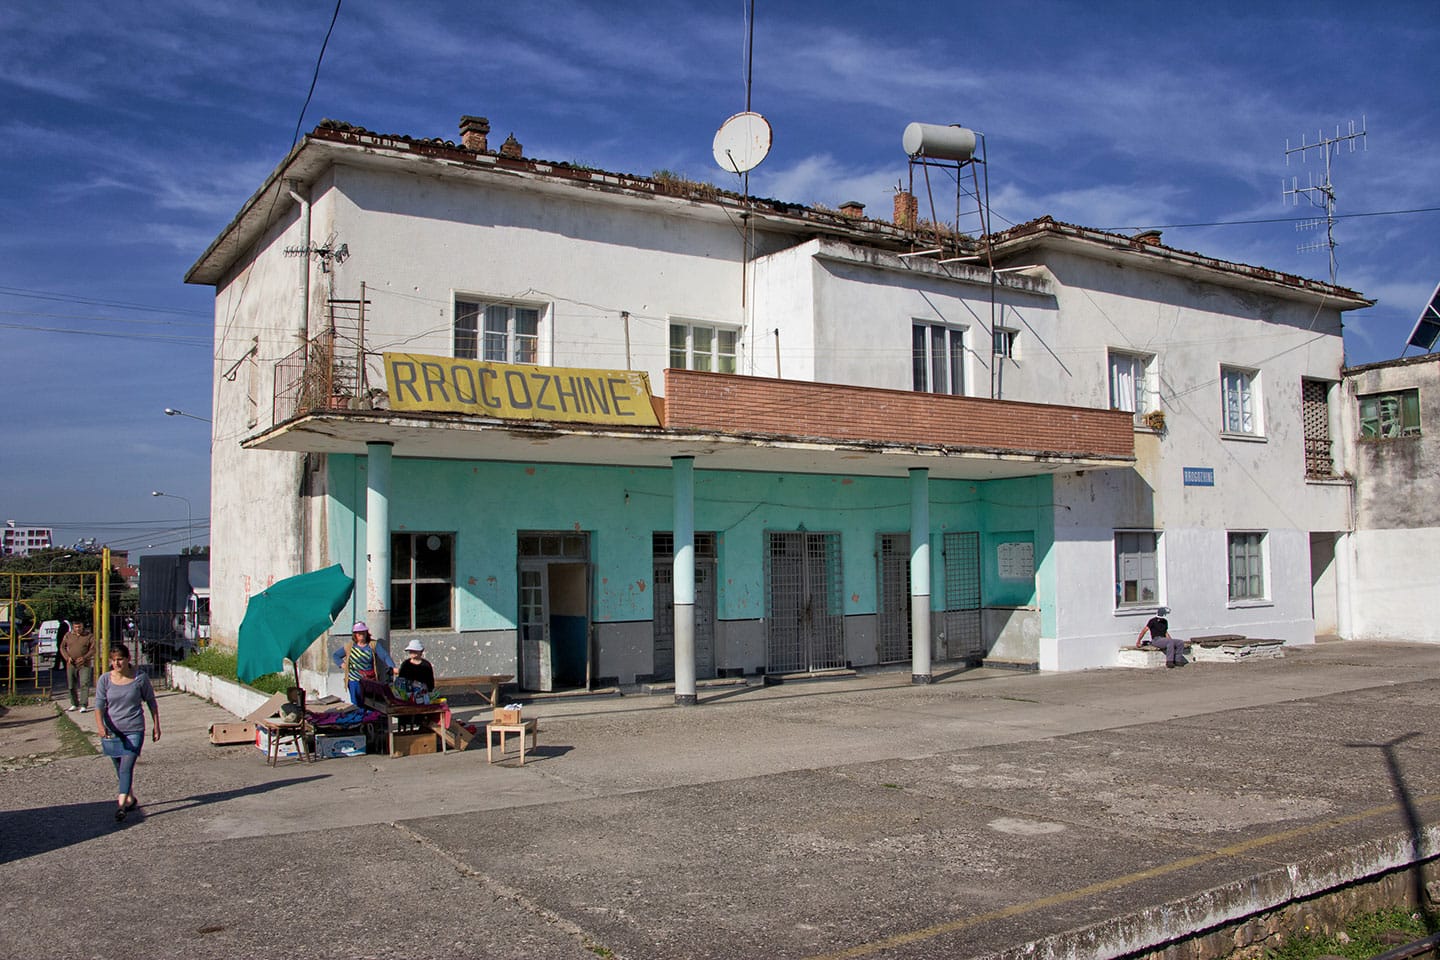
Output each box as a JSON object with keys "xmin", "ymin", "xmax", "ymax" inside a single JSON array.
[
  {"xmin": 391, "ymin": 731, "xmax": 438, "ymax": 757},
  {"xmin": 209, "ymin": 721, "xmax": 256, "ymax": 745},
  {"xmin": 245, "ymin": 692, "xmax": 290, "ymax": 722},
  {"xmin": 446, "ymin": 719, "xmax": 480, "ymax": 750},
  {"xmin": 255, "ymin": 726, "xmax": 301, "ymax": 759},
  {"xmin": 315, "ymin": 734, "xmax": 366, "ymax": 758},
  {"xmin": 494, "ymin": 707, "xmax": 523, "ymax": 725}
]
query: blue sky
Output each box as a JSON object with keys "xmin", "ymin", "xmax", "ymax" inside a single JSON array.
[{"xmin": 3, "ymin": 0, "xmax": 1437, "ymax": 555}]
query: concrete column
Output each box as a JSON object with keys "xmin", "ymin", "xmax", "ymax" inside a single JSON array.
[
  {"xmin": 673, "ymin": 456, "xmax": 697, "ymax": 706},
  {"xmin": 910, "ymin": 467, "xmax": 933, "ymax": 683},
  {"xmin": 1334, "ymin": 530, "xmax": 1355, "ymax": 640},
  {"xmin": 365, "ymin": 442, "xmax": 393, "ymax": 654}
]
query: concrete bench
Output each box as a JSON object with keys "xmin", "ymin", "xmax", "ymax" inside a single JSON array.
[
  {"xmin": 1189, "ymin": 637, "xmax": 1285, "ymax": 663},
  {"xmin": 1116, "ymin": 636, "xmax": 1286, "ymax": 668},
  {"xmin": 1116, "ymin": 643, "xmax": 1193, "ymax": 669}
]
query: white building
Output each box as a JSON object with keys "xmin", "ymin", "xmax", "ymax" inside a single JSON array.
[
  {"xmin": 185, "ymin": 117, "xmax": 1371, "ymax": 695},
  {"xmin": 2, "ymin": 522, "xmax": 53, "ymax": 557}
]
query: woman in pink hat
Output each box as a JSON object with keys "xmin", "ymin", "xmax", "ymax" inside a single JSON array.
[{"xmin": 331, "ymin": 621, "xmax": 395, "ymax": 707}]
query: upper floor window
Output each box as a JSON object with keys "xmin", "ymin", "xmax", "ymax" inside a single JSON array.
[
  {"xmin": 1227, "ymin": 531, "xmax": 1266, "ymax": 602},
  {"xmin": 913, "ymin": 323, "xmax": 966, "ymax": 395},
  {"xmin": 1302, "ymin": 379, "xmax": 1335, "ymax": 477},
  {"xmin": 670, "ymin": 321, "xmax": 737, "ymax": 373},
  {"xmin": 1359, "ymin": 388, "xmax": 1421, "ymax": 440},
  {"xmin": 993, "ymin": 328, "xmax": 1017, "ymax": 359},
  {"xmin": 1221, "ymin": 365, "xmax": 1262, "ymax": 436},
  {"xmin": 455, "ymin": 299, "xmax": 540, "ymax": 364},
  {"xmin": 1109, "ymin": 350, "xmax": 1155, "ymax": 424}
]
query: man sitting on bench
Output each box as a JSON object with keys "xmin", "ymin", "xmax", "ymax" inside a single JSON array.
[{"xmin": 1137, "ymin": 606, "xmax": 1188, "ymax": 669}]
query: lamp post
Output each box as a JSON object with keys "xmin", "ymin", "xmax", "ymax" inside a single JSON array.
[
  {"xmin": 151, "ymin": 491, "xmax": 193, "ymax": 554},
  {"xmin": 163, "ymin": 407, "xmax": 211, "ymax": 423}
]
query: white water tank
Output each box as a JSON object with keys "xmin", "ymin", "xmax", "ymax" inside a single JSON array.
[{"xmin": 903, "ymin": 123, "xmax": 977, "ymax": 161}]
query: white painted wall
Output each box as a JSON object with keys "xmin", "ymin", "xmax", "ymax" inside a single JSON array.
[
  {"xmin": 1037, "ymin": 250, "xmax": 1350, "ymax": 667},
  {"xmin": 1348, "ymin": 528, "xmax": 1440, "ymax": 642},
  {"xmin": 330, "ymin": 164, "xmax": 751, "ymax": 389}
]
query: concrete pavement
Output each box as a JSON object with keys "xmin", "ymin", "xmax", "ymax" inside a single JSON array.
[{"xmin": 3, "ymin": 639, "xmax": 1440, "ymax": 959}]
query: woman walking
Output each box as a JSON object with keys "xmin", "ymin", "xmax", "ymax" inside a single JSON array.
[{"xmin": 94, "ymin": 642, "xmax": 161, "ymax": 822}]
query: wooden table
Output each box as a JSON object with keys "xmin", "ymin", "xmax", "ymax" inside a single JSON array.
[
  {"xmin": 486, "ymin": 720, "xmax": 539, "ymax": 765},
  {"xmin": 432, "ymin": 673, "xmax": 514, "ymax": 709},
  {"xmin": 257, "ymin": 718, "xmax": 312, "ymax": 766}
]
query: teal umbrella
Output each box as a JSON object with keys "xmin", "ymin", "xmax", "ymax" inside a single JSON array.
[{"xmin": 237, "ymin": 564, "xmax": 355, "ymax": 685}]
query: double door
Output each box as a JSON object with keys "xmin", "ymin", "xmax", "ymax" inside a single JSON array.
[{"xmin": 764, "ymin": 531, "xmax": 845, "ymax": 674}]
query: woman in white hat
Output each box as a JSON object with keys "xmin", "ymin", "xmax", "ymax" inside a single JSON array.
[{"xmin": 397, "ymin": 638, "xmax": 435, "ymax": 694}]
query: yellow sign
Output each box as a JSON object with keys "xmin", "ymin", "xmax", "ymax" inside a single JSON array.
[{"xmin": 384, "ymin": 353, "xmax": 659, "ymax": 427}]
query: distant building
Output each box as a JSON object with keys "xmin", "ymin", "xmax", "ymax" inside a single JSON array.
[{"xmin": 2, "ymin": 521, "xmax": 53, "ymax": 556}]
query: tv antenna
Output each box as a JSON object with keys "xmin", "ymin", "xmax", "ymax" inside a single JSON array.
[
  {"xmin": 1283, "ymin": 117, "xmax": 1366, "ymax": 284},
  {"xmin": 284, "ymin": 231, "xmax": 350, "ymax": 273}
]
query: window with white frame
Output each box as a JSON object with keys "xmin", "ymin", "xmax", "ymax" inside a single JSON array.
[
  {"xmin": 912, "ymin": 322, "xmax": 966, "ymax": 395},
  {"xmin": 455, "ymin": 298, "xmax": 540, "ymax": 364},
  {"xmin": 669, "ymin": 320, "xmax": 737, "ymax": 373},
  {"xmin": 1220, "ymin": 365, "xmax": 1262, "ymax": 435},
  {"xmin": 993, "ymin": 327, "xmax": 1017, "ymax": 359},
  {"xmin": 1114, "ymin": 531, "xmax": 1160, "ymax": 608},
  {"xmin": 1358, "ymin": 388, "xmax": 1421, "ymax": 439},
  {"xmin": 391, "ymin": 532, "xmax": 455, "ymax": 630},
  {"xmin": 1227, "ymin": 531, "xmax": 1266, "ymax": 602},
  {"xmin": 1108, "ymin": 350, "xmax": 1155, "ymax": 423}
]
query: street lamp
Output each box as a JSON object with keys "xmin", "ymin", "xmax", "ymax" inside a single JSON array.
[
  {"xmin": 151, "ymin": 491, "xmax": 193, "ymax": 553},
  {"xmin": 164, "ymin": 408, "xmax": 211, "ymax": 423}
]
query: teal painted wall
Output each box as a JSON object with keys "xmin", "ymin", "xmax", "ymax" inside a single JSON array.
[{"xmin": 327, "ymin": 457, "xmax": 1056, "ymax": 632}]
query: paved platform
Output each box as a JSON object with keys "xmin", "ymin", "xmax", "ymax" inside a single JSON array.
[{"xmin": 3, "ymin": 639, "xmax": 1440, "ymax": 959}]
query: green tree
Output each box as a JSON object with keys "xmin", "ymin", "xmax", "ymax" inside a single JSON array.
[{"xmin": 0, "ymin": 549, "xmax": 133, "ymax": 627}]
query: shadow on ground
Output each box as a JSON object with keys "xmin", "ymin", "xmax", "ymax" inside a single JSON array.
[{"xmin": 0, "ymin": 775, "xmax": 328, "ymax": 864}]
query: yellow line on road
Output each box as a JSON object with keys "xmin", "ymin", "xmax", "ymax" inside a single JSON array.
[{"xmin": 805, "ymin": 795, "xmax": 1440, "ymax": 960}]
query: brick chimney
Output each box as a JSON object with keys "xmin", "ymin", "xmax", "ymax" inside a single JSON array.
[
  {"xmin": 1133, "ymin": 230, "xmax": 1163, "ymax": 246},
  {"xmin": 459, "ymin": 115, "xmax": 490, "ymax": 153},
  {"xmin": 893, "ymin": 191, "xmax": 918, "ymax": 230},
  {"xmin": 499, "ymin": 133, "xmax": 523, "ymax": 159},
  {"xmin": 839, "ymin": 200, "xmax": 866, "ymax": 219}
]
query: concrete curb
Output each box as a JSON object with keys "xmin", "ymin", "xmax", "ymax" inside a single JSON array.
[{"xmin": 976, "ymin": 826, "xmax": 1440, "ymax": 959}]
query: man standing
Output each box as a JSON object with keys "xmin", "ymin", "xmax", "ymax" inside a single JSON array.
[
  {"xmin": 59, "ymin": 620, "xmax": 97, "ymax": 711},
  {"xmin": 1136, "ymin": 606, "xmax": 1188, "ymax": 669}
]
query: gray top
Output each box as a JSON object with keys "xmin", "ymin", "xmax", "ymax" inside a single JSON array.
[{"xmin": 96, "ymin": 672, "xmax": 157, "ymax": 735}]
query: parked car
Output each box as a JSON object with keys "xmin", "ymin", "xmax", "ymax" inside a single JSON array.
[{"xmin": 35, "ymin": 620, "xmax": 63, "ymax": 669}]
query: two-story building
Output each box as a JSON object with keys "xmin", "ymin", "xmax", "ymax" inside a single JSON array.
[{"xmin": 185, "ymin": 116, "xmax": 1370, "ymax": 697}]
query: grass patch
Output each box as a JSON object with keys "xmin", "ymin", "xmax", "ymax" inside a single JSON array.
[
  {"xmin": 1263, "ymin": 906, "xmax": 1429, "ymax": 959},
  {"xmin": 1, "ymin": 693, "xmax": 43, "ymax": 707},
  {"xmin": 53, "ymin": 707, "xmax": 98, "ymax": 758},
  {"xmin": 177, "ymin": 648, "xmax": 291, "ymax": 694}
]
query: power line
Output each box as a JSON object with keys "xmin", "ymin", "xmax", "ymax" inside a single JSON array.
[
  {"xmin": 0, "ymin": 285, "xmax": 210, "ymax": 318},
  {"xmin": 0, "ymin": 321, "xmax": 209, "ymax": 346}
]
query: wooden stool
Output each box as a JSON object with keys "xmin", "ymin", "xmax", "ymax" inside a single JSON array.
[
  {"xmin": 259, "ymin": 719, "xmax": 311, "ymax": 766},
  {"xmin": 486, "ymin": 720, "xmax": 538, "ymax": 765}
]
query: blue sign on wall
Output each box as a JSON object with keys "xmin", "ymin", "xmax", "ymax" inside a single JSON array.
[{"xmin": 1183, "ymin": 467, "xmax": 1215, "ymax": 487}]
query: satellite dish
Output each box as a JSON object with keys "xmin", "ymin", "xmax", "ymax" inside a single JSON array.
[{"xmin": 713, "ymin": 112, "xmax": 772, "ymax": 174}]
